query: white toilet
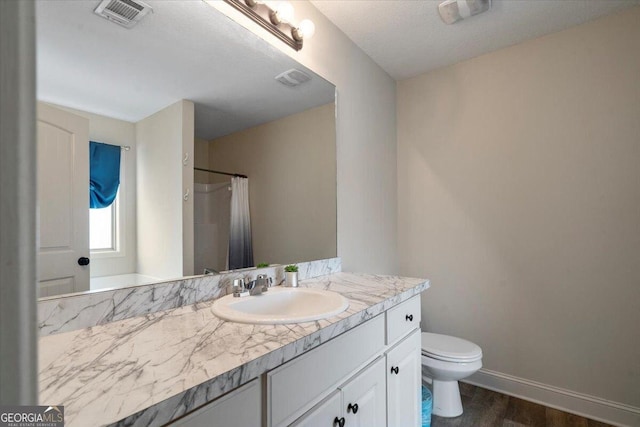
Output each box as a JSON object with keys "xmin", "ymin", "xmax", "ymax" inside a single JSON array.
[{"xmin": 421, "ymin": 332, "xmax": 483, "ymax": 418}]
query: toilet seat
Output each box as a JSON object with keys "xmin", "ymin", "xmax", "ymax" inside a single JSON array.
[{"xmin": 421, "ymin": 332, "xmax": 482, "ymax": 363}]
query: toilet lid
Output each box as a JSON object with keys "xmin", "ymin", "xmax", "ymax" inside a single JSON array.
[{"xmin": 421, "ymin": 332, "xmax": 482, "ymax": 363}]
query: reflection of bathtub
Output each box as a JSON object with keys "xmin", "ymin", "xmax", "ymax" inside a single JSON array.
[{"xmin": 90, "ymin": 273, "xmax": 160, "ymax": 292}]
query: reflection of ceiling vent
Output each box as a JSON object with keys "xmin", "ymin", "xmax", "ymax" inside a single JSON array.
[
  {"xmin": 275, "ymin": 69, "xmax": 312, "ymax": 87},
  {"xmin": 438, "ymin": 0, "xmax": 491, "ymax": 25},
  {"xmin": 94, "ymin": 0, "xmax": 153, "ymax": 29}
]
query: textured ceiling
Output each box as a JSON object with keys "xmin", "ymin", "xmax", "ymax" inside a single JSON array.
[
  {"xmin": 310, "ymin": 0, "xmax": 640, "ymax": 80},
  {"xmin": 36, "ymin": 1, "xmax": 335, "ymax": 140}
]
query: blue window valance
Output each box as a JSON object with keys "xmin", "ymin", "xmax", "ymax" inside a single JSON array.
[{"xmin": 89, "ymin": 141, "xmax": 121, "ymax": 209}]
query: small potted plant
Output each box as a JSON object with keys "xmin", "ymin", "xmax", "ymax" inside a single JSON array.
[
  {"xmin": 256, "ymin": 263, "xmax": 269, "ymax": 268},
  {"xmin": 284, "ymin": 264, "xmax": 299, "ymax": 287}
]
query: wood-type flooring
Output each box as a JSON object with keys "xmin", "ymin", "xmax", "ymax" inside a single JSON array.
[{"xmin": 430, "ymin": 383, "xmax": 614, "ymax": 427}]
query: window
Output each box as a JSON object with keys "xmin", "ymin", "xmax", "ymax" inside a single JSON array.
[
  {"xmin": 89, "ymin": 145, "xmax": 125, "ymax": 258},
  {"xmin": 89, "ymin": 193, "xmax": 118, "ymax": 251},
  {"xmin": 89, "ymin": 140, "xmax": 122, "ymax": 255}
]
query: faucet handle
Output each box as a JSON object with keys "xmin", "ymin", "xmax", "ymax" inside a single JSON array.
[
  {"xmin": 233, "ymin": 278, "xmax": 249, "ymax": 297},
  {"xmin": 257, "ymin": 274, "xmax": 273, "ymax": 291}
]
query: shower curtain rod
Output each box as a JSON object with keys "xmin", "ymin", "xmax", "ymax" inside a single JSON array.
[{"xmin": 194, "ymin": 167, "xmax": 247, "ymax": 179}]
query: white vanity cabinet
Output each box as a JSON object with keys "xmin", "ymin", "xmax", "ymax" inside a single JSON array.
[
  {"xmin": 385, "ymin": 296, "xmax": 422, "ymax": 427},
  {"xmin": 340, "ymin": 356, "xmax": 387, "ymax": 427},
  {"xmin": 171, "ymin": 295, "xmax": 422, "ymax": 427},
  {"xmin": 269, "ymin": 295, "xmax": 422, "ymax": 427},
  {"xmin": 168, "ymin": 378, "xmax": 261, "ymax": 427},
  {"xmin": 292, "ymin": 357, "xmax": 386, "ymax": 427},
  {"xmin": 267, "ymin": 315, "xmax": 386, "ymax": 427},
  {"xmin": 386, "ymin": 294, "xmax": 421, "ymax": 345},
  {"xmin": 291, "ymin": 390, "xmax": 343, "ymax": 427},
  {"xmin": 386, "ymin": 330, "xmax": 422, "ymax": 427}
]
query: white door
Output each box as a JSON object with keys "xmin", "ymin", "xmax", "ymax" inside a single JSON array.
[
  {"xmin": 387, "ymin": 330, "xmax": 422, "ymax": 427},
  {"xmin": 37, "ymin": 103, "xmax": 90, "ymax": 297},
  {"xmin": 341, "ymin": 357, "xmax": 387, "ymax": 427},
  {"xmin": 291, "ymin": 390, "xmax": 343, "ymax": 427}
]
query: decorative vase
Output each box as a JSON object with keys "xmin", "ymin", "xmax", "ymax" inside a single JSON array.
[{"xmin": 285, "ymin": 271, "xmax": 298, "ymax": 287}]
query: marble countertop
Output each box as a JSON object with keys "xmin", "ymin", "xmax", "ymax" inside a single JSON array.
[{"xmin": 38, "ymin": 272, "xmax": 429, "ymax": 427}]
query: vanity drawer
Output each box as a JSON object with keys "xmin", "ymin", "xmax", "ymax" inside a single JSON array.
[
  {"xmin": 267, "ymin": 314, "xmax": 385, "ymax": 427},
  {"xmin": 386, "ymin": 295, "xmax": 421, "ymax": 345}
]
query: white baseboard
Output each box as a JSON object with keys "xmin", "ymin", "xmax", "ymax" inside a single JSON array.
[{"xmin": 463, "ymin": 369, "xmax": 640, "ymax": 427}]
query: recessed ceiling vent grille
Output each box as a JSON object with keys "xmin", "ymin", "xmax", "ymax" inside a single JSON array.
[
  {"xmin": 94, "ymin": 0, "xmax": 153, "ymax": 29},
  {"xmin": 275, "ymin": 69, "xmax": 312, "ymax": 88}
]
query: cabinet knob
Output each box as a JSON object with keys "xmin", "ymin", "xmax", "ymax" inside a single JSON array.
[
  {"xmin": 334, "ymin": 416, "xmax": 345, "ymax": 427},
  {"xmin": 78, "ymin": 257, "xmax": 90, "ymax": 266},
  {"xmin": 390, "ymin": 366, "xmax": 399, "ymax": 375},
  {"xmin": 347, "ymin": 402, "xmax": 359, "ymax": 414},
  {"xmin": 405, "ymin": 314, "xmax": 413, "ymax": 322}
]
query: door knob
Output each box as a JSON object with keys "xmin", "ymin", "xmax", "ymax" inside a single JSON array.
[
  {"xmin": 390, "ymin": 366, "xmax": 399, "ymax": 375},
  {"xmin": 78, "ymin": 257, "xmax": 90, "ymax": 266},
  {"xmin": 334, "ymin": 416, "xmax": 345, "ymax": 427},
  {"xmin": 347, "ymin": 402, "xmax": 359, "ymax": 414},
  {"xmin": 405, "ymin": 314, "xmax": 414, "ymax": 322}
]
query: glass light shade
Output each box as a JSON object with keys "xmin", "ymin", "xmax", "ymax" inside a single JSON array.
[
  {"xmin": 276, "ymin": 1, "xmax": 294, "ymax": 23},
  {"xmin": 298, "ymin": 19, "xmax": 315, "ymax": 39}
]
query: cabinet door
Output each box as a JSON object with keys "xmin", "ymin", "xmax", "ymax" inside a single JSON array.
[
  {"xmin": 169, "ymin": 379, "xmax": 261, "ymax": 427},
  {"xmin": 387, "ymin": 330, "xmax": 421, "ymax": 427},
  {"xmin": 268, "ymin": 315, "xmax": 385, "ymax": 426},
  {"xmin": 291, "ymin": 390, "xmax": 343, "ymax": 427},
  {"xmin": 340, "ymin": 357, "xmax": 386, "ymax": 427}
]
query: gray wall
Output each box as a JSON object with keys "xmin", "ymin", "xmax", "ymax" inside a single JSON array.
[{"xmin": 397, "ymin": 7, "xmax": 640, "ymax": 408}]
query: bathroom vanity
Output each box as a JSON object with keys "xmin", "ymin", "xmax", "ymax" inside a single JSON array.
[{"xmin": 38, "ymin": 271, "xmax": 429, "ymax": 426}]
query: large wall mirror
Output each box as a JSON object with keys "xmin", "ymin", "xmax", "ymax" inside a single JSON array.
[{"xmin": 36, "ymin": 0, "xmax": 337, "ymax": 299}]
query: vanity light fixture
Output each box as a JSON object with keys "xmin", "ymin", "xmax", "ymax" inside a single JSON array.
[{"xmin": 220, "ymin": 0, "xmax": 315, "ymax": 51}]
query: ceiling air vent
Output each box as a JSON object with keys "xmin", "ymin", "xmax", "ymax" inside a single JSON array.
[
  {"xmin": 275, "ymin": 69, "xmax": 312, "ymax": 88},
  {"xmin": 94, "ymin": 0, "xmax": 153, "ymax": 29}
]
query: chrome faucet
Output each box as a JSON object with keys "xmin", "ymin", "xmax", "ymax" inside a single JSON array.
[
  {"xmin": 233, "ymin": 274, "xmax": 273, "ymax": 298},
  {"xmin": 232, "ymin": 278, "xmax": 249, "ymax": 297}
]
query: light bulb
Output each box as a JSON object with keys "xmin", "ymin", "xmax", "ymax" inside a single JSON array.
[
  {"xmin": 298, "ymin": 19, "xmax": 315, "ymax": 39},
  {"xmin": 276, "ymin": 1, "xmax": 295, "ymax": 23}
]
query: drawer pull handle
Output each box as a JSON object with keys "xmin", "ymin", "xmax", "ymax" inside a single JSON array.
[
  {"xmin": 405, "ymin": 314, "xmax": 413, "ymax": 322},
  {"xmin": 347, "ymin": 403, "xmax": 359, "ymax": 414},
  {"xmin": 334, "ymin": 416, "xmax": 345, "ymax": 427},
  {"xmin": 390, "ymin": 366, "xmax": 399, "ymax": 375}
]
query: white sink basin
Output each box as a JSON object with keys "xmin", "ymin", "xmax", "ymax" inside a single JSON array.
[{"xmin": 211, "ymin": 287, "xmax": 349, "ymax": 324}]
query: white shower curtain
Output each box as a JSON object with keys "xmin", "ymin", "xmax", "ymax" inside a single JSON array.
[{"xmin": 228, "ymin": 177, "xmax": 254, "ymax": 270}]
